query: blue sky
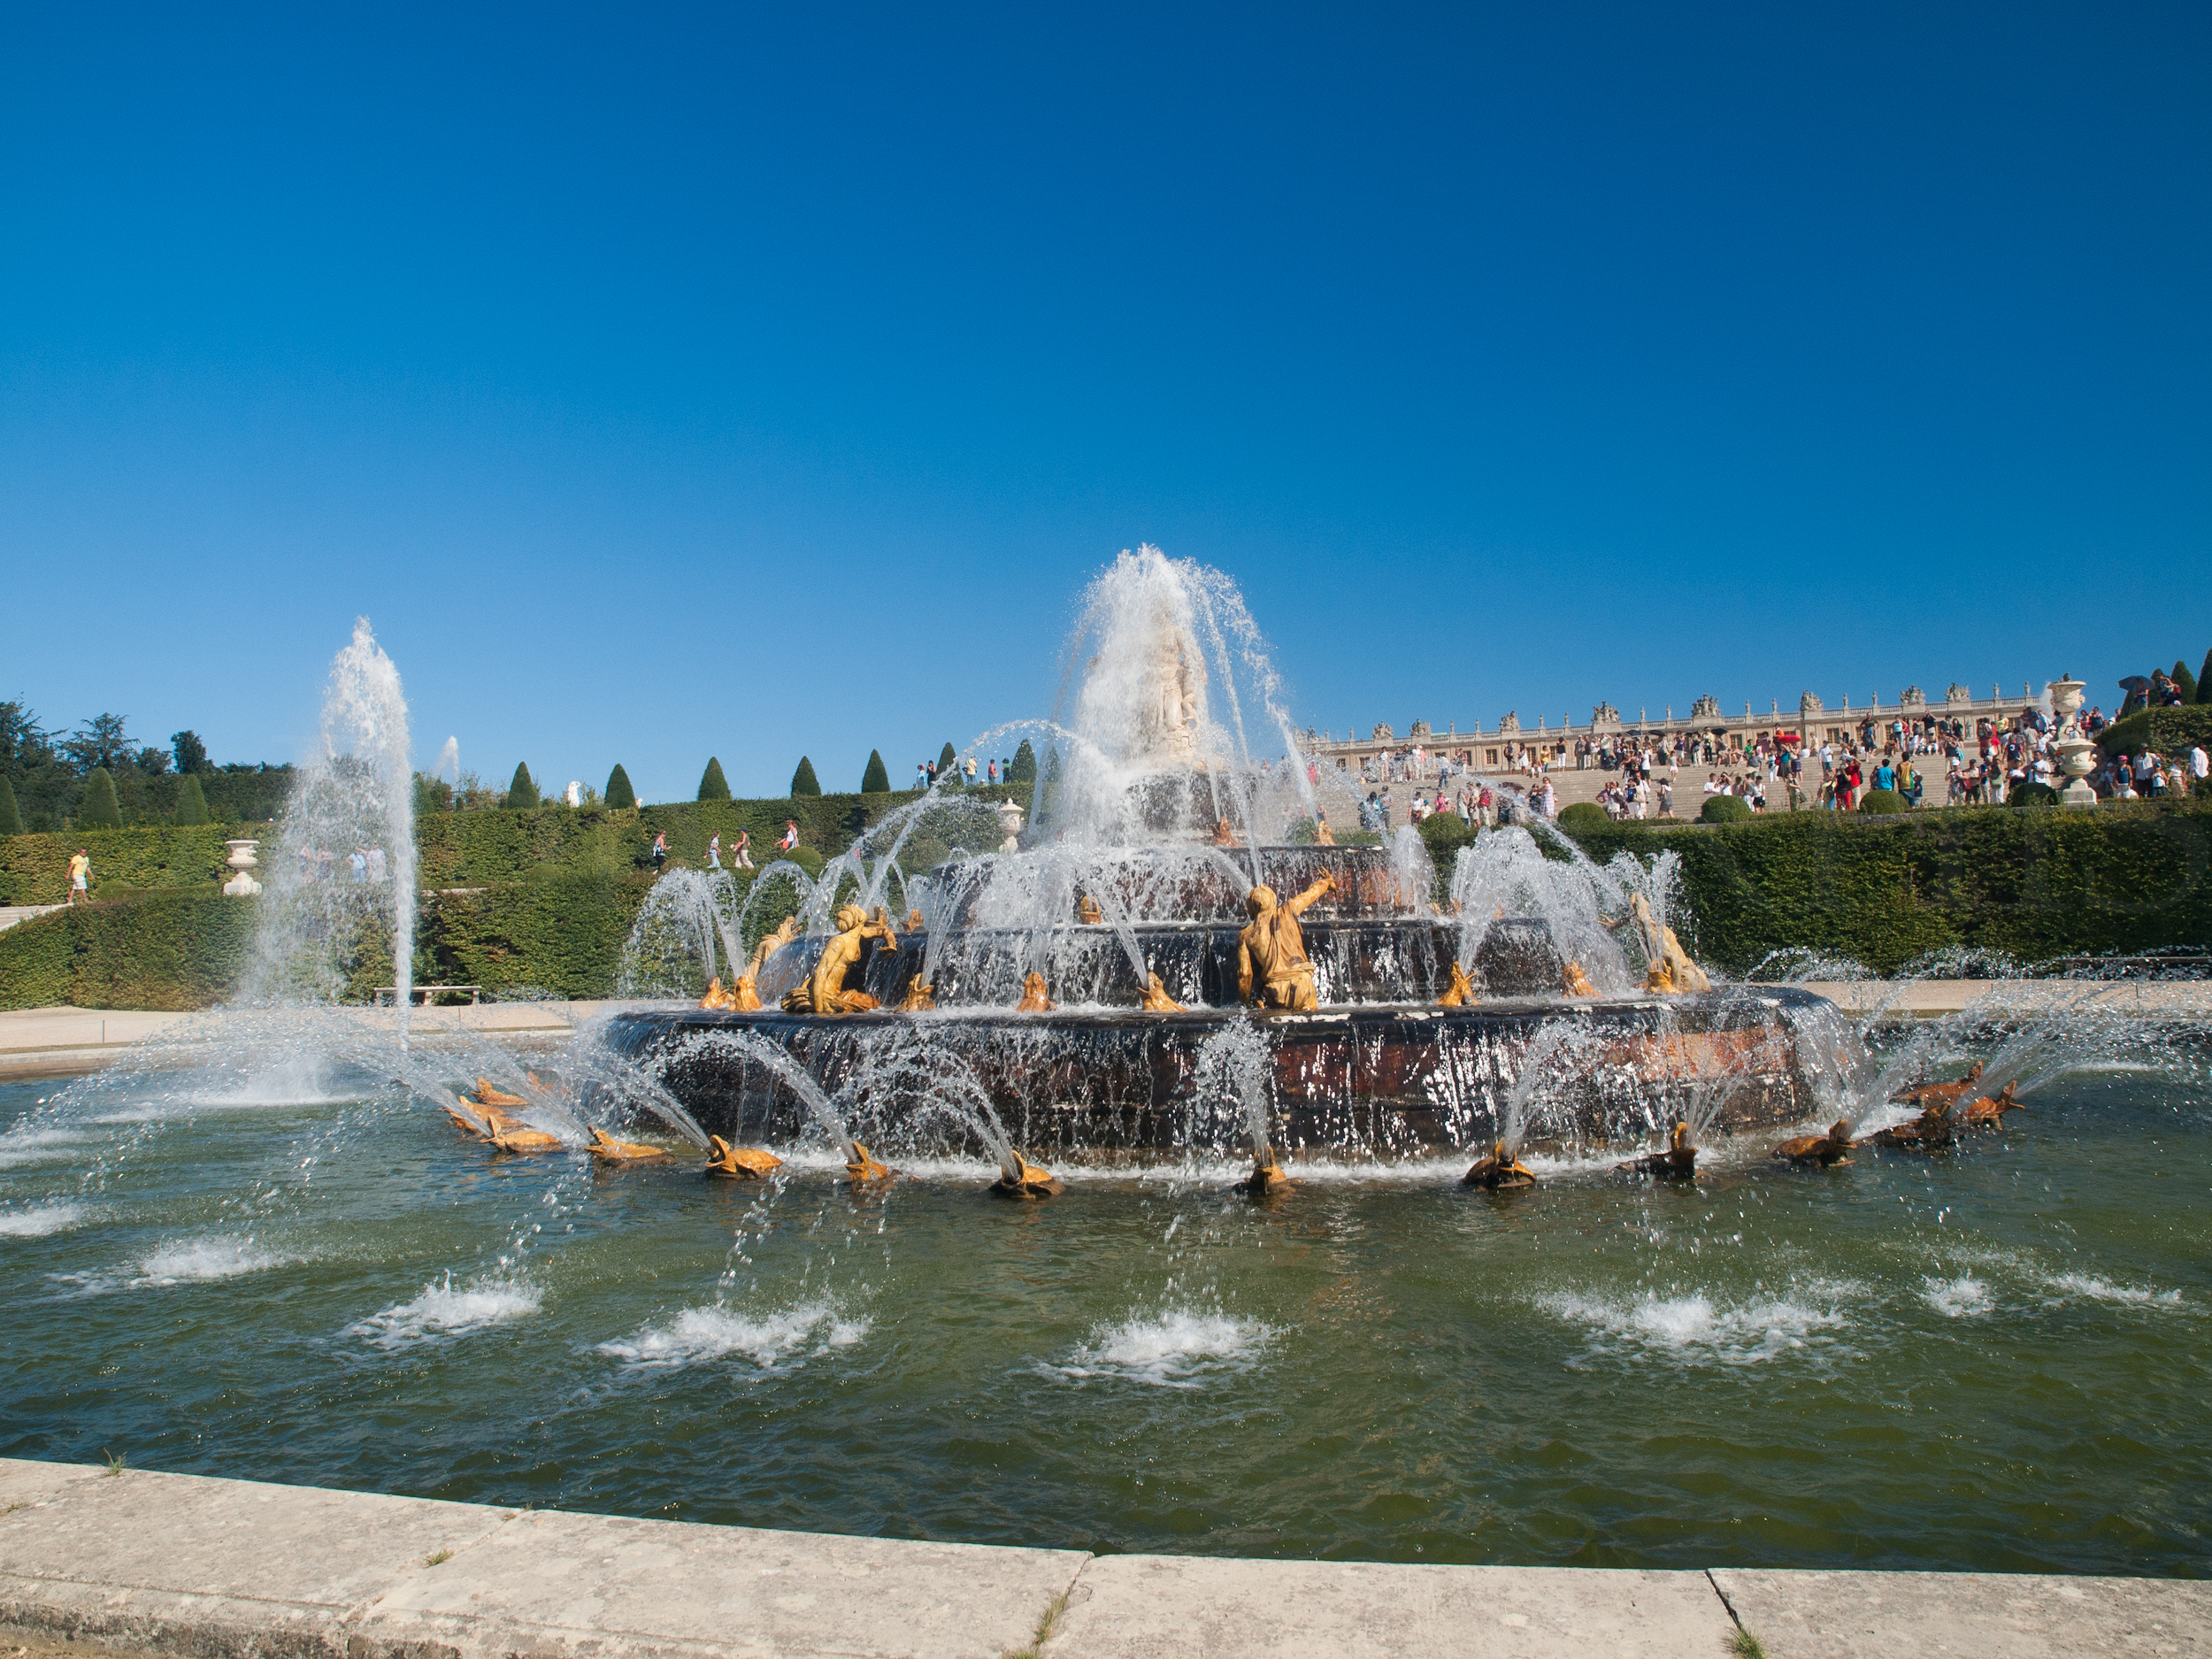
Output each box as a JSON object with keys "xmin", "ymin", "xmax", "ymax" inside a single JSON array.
[{"xmin": 4, "ymin": 3, "xmax": 2206, "ymax": 800}]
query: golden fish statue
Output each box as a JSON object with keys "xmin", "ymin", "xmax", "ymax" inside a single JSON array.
[
  {"xmin": 1438, "ymin": 962, "xmax": 1476, "ymax": 1008},
  {"xmin": 1139, "ymin": 972, "xmax": 1183, "ymax": 1012},
  {"xmin": 588, "ymin": 1126, "xmax": 670, "ymax": 1162}
]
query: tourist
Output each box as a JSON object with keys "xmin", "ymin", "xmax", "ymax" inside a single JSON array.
[
  {"xmin": 779, "ymin": 818, "xmax": 799, "ymax": 851},
  {"xmin": 916, "ymin": 761, "xmax": 927, "ymax": 788},
  {"xmin": 707, "ymin": 833, "xmax": 722, "ymax": 870},
  {"xmin": 349, "ymin": 847, "xmax": 368, "ymax": 884},
  {"xmin": 987, "ymin": 758, "xmax": 999, "ymax": 786},
  {"xmin": 366, "ymin": 846, "xmax": 386, "ymax": 882},
  {"xmin": 963, "ymin": 756, "xmax": 977, "ymax": 785},
  {"xmin": 65, "ymin": 846, "xmax": 89, "ymax": 905},
  {"xmin": 1656, "ymin": 777, "xmax": 1673, "ymax": 817},
  {"xmin": 2190, "ymin": 744, "xmax": 2208, "ymax": 787},
  {"xmin": 650, "ymin": 831, "xmax": 667, "ymax": 873},
  {"xmin": 733, "ymin": 828, "xmax": 754, "ymax": 868}
]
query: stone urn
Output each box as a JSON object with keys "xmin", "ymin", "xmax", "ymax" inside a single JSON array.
[
  {"xmin": 223, "ymin": 839, "xmax": 263, "ymax": 896},
  {"xmin": 994, "ymin": 798, "xmax": 1025, "ymax": 852},
  {"xmin": 2047, "ymin": 678, "xmax": 2100, "ymax": 807}
]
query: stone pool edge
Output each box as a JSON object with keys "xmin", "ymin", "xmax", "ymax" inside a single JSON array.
[{"xmin": 2, "ymin": 1460, "xmax": 2204, "ymax": 1658}]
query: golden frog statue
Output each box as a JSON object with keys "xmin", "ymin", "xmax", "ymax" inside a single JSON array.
[
  {"xmin": 1438, "ymin": 962, "xmax": 1476, "ymax": 1008},
  {"xmin": 1139, "ymin": 972, "xmax": 1184, "ymax": 1012}
]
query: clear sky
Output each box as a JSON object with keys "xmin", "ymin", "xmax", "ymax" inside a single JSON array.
[{"xmin": 4, "ymin": 3, "xmax": 2206, "ymax": 799}]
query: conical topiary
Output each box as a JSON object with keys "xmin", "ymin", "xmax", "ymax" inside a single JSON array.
[
  {"xmin": 938, "ymin": 741, "xmax": 959, "ymax": 784},
  {"xmin": 2198, "ymin": 648, "xmax": 2212, "ymax": 704},
  {"xmin": 2176, "ymin": 659, "xmax": 2200, "ymax": 706},
  {"xmin": 504, "ymin": 763, "xmax": 541, "ymax": 810},
  {"xmin": 79, "ymin": 766, "xmax": 121, "ymax": 828},
  {"xmin": 791, "ymin": 757, "xmax": 821, "ymax": 796},
  {"xmin": 0, "ymin": 774, "xmax": 19, "ymax": 835},
  {"xmin": 698, "ymin": 757, "xmax": 732, "ymax": 801},
  {"xmin": 1043, "ymin": 745, "xmax": 1062, "ymax": 784},
  {"xmin": 1008, "ymin": 739, "xmax": 1037, "ymax": 785},
  {"xmin": 861, "ymin": 749, "xmax": 890, "ymax": 794},
  {"xmin": 605, "ymin": 764, "xmax": 637, "ymax": 810},
  {"xmin": 174, "ymin": 774, "xmax": 210, "ymax": 826}
]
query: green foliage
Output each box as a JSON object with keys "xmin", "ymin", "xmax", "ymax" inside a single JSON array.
[
  {"xmin": 1043, "ymin": 746, "xmax": 1062, "ymax": 784},
  {"xmin": 791, "ymin": 756, "xmax": 822, "ymax": 796},
  {"xmin": 697, "ymin": 757, "xmax": 731, "ymax": 802},
  {"xmin": 78, "ymin": 768, "xmax": 122, "ymax": 828},
  {"xmin": 2199, "ymin": 648, "xmax": 2212, "ymax": 705},
  {"xmin": 2008, "ymin": 781, "xmax": 2061, "ymax": 807},
  {"xmin": 1008, "ymin": 740, "xmax": 1037, "ymax": 785},
  {"xmin": 503, "ymin": 764, "xmax": 541, "ymax": 810},
  {"xmin": 2096, "ymin": 706, "xmax": 2212, "ymax": 759},
  {"xmin": 1417, "ymin": 810, "xmax": 1475, "ymax": 857},
  {"xmin": 861, "ymin": 749, "xmax": 891, "ymax": 794},
  {"xmin": 171, "ymin": 730, "xmax": 209, "ymax": 774},
  {"xmin": 423, "ymin": 868, "xmax": 654, "ymax": 999},
  {"xmin": 1701, "ymin": 794, "xmax": 1752, "ymax": 824},
  {"xmin": 1559, "ymin": 800, "xmax": 2212, "ymax": 975},
  {"xmin": 0, "ymin": 824, "xmax": 238, "ymax": 904},
  {"xmin": 0, "ymin": 891, "xmax": 260, "ymax": 1010},
  {"xmin": 937, "ymin": 741, "xmax": 959, "ymax": 781},
  {"xmin": 2176, "ymin": 659, "xmax": 2200, "ymax": 705},
  {"xmin": 1857, "ymin": 787, "xmax": 1907, "ymax": 814},
  {"xmin": 173, "ymin": 774, "xmax": 210, "ymax": 826},
  {"xmin": 0, "ymin": 774, "xmax": 19, "ymax": 836},
  {"xmin": 1557, "ymin": 801, "xmax": 1609, "ymax": 833},
  {"xmin": 604, "ymin": 764, "xmax": 636, "ymax": 810}
]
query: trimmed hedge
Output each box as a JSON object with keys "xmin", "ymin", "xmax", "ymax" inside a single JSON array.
[
  {"xmin": 0, "ymin": 892, "xmax": 260, "ymax": 1010},
  {"xmin": 0, "ymin": 825, "xmax": 240, "ymax": 905},
  {"xmin": 1701, "ymin": 795, "xmax": 1752, "ymax": 824},
  {"xmin": 2098, "ymin": 706, "xmax": 2212, "ymax": 758},
  {"xmin": 1856, "ymin": 788, "xmax": 1906, "ymax": 814},
  {"xmin": 1561, "ymin": 799, "xmax": 2212, "ymax": 974}
]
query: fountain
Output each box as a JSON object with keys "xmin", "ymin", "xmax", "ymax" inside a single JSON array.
[{"xmin": 607, "ymin": 548, "xmax": 1833, "ymax": 1177}]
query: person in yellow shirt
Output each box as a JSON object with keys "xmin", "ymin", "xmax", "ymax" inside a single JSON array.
[{"xmin": 65, "ymin": 849, "xmax": 90, "ymax": 905}]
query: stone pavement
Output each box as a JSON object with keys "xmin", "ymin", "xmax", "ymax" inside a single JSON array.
[
  {"xmin": 0, "ymin": 1460, "xmax": 2203, "ymax": 1658},
  {"xmin": 0, "ymin": 907, "xmax": 64, "ymax": 935}
]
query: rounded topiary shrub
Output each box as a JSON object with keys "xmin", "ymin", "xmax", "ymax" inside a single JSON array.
[
  {"xmin": 1700, "ymin": 794, "xmax": 1752, "ymax": 824},
  {"xmin": 1557, "ymin": 802, "xmax": 1609, "ymax": 834},
  {"xmin": 2008, "ymin": 781, "xmax": 2061, "ymax": 807},
  {"xmin": 1857, "ymin": 787, "xmax": 1907, "ymax": 814}
]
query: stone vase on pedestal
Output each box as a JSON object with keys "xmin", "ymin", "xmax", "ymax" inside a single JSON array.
[
  {"xmin": 2047, "ymin": 678, "xmax": 2100, "ymax": 807},
  {"xmin": 223, "ymin": 839, "xmax": 263, "ymax": 896}
]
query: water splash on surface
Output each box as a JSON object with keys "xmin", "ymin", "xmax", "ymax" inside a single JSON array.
[
  {"xmin": 347, "ymin": 1273, "xmax": 541, "ymax": 1348},
  {"xmin": 1042, "ymin": 1306, "xmax": 1276, "ymax": 1388},
  {"xmin": 597, "ymin": 1301, "xmax": 870, "ymax": 1371}
]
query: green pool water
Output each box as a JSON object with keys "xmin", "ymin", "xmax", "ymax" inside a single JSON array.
[{"xmin": 2, "ymin": 1058, "xmax": 2206, "ymax": 1576}]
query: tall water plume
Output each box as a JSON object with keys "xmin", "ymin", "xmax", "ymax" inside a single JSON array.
[{"xmin": 242, "ymin": 620, "xmax": 417, "ymax": 1010}]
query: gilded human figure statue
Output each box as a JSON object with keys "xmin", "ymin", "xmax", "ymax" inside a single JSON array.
[
  {"xmin": 781, "ymin": 904, "xmax": 896, "ymax": 1015},
  {"xmin": 1237, "ymin": 872, "xmax": 1336, "ymax": 1010}
]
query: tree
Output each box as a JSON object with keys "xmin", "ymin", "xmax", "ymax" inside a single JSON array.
[
  {"xmin": 861, "ymin": 749, "xmax": 890, "ymax": 794},
  {"xmin": 791, "ymin": 756, "xmax": 821, "ymax": 796},
  {"xmin": 604, "ymin": 764, "xmax": 637, "ymax": 810},
  {"xmin": 1043, "ymin": 744, "xmax": 1062, "ymax": 783},
  {"xmin": 1008, "ymin": 739, "xmax": 1037, "ymax": 785},
  {"xmin": 504, "ymin": 763, "xmax": 541, "ymax": 810},
  {"xmin": 938, "ymin": 741, "xmax": 959, "ymax": 784},
  {"xmin": 173, "ymin": 774, "xmax": 210, "ymax": 826},
  {"xmin": 62, "ymin": 714, "xmax": 132, "ymax": 775},
  {"xmin": 78, "ymin": 766, "xmax": 121, "ymax": 828},
  {"xmin": 0, "ymin": 775, "xmax": 19, "ymax": 835},
  {"xmin": 172, "ymin": 730, "xmax": 209, "ymax": 773},
  {"xmin": 698, "ymin": 757, "xmax": 732, "ymax": 801},
  {"xmin": 2176, "ymin": 659, "xmax": 2200, "ymax": 706},
  {"xmin": 2196, "ymin": 648, "xmax": 2212, "ymax": 705}
]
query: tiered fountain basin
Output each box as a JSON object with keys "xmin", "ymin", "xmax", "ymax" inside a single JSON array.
[{"xmin": 605, "ymin": 844, "xmax": 1828, "ymax": 1163}]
